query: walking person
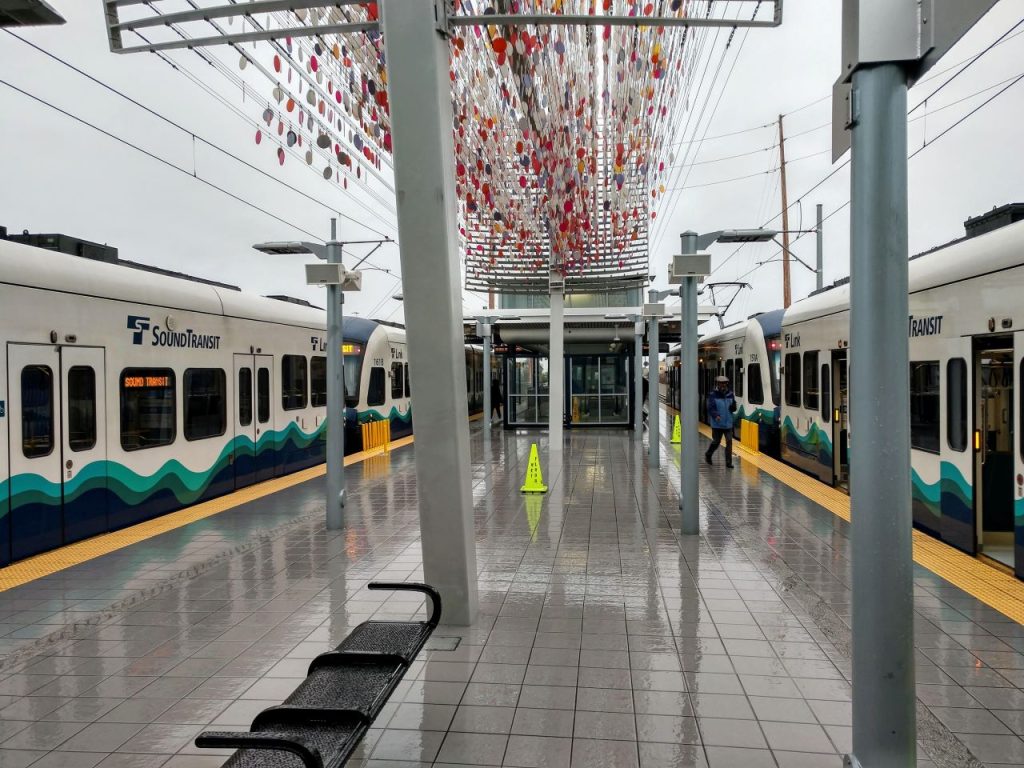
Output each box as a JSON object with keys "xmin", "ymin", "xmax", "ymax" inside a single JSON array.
[
  {"xmin": 705, "ymin": 375, "xmax": 737, "ymax": 468},
  {"xmin": 490, "ymin": 377, "xmax": 503, "ymax": 423}
]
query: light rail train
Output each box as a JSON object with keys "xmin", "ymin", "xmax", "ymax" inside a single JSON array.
[
  {"xmin": 0, "ymin": 237, "xmax": 487, "ymax": 566},
  {"xmin": 663, "ymin": 208, "xmax": 1024, "ymax": 577}
]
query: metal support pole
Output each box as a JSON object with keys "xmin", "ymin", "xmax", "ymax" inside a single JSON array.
[
  {"xmin": 680, "ymin": 232, "xmax": 700, "ymax": 535},
  {"xmin": 847, "ymin": 63, "xmax": 915, "ymax": 767},
  {"xmin": 482, "ymin": 323, "xmax": 492, "ymax": 431},
  {"xmin": 647, "ymin": 288, "xmax": 660, "ymax": 468},
  {"xmin": 380, "ymin": 0, "xmax": 477, "ymax": 625},
  {"xmin": 325, "ymin": 218, "xmax": 345, "ymax": 530},
  {"xmin": 816, "ymin": 203, "xmax": 824, "ymax": 292},
  {"xmin": 549, "ymin": 287, "xmax": 565, "ymax": 452},
  {"xmin": 633, "ymin": 320, "xmax": 644, "ymax": 437}
]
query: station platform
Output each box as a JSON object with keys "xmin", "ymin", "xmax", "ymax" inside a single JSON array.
[{"xmin": 0, "ymin": 414, "xmax": 1023, "ymax": 767}]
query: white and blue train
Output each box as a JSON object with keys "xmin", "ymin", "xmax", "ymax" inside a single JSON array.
[
  {"xmin": 665, "ymin": 205, "xmax": 1024, "ymax": 577},
  {"xmin": 0, "ymin": 236, "xmax": 485, "ymax": 567}
]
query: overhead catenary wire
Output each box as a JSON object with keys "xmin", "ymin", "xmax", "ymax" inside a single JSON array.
[
  {"xmin": 0, "ymin": 77, "xmax": 403, "ymax": 276},
  {"xmin": 2, "ymin": 29, "xmax": 398, "ymax": 243}
]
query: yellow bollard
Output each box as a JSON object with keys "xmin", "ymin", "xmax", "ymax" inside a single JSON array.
[{"xmin": 671, "ymin": 415, "xmax": 681, "ymax": 444}]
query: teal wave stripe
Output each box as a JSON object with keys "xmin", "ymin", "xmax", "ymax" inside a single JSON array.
[
  {"xmin": 3, "ymin": 421, "xmax": 325, "ymax": 517},
  {"xmin": 356, "ymin": 406, "xmax": 412, "ymax": 425},
  {"xmin": 782, "ymin": 415, "xmax": 833, "ymax": 454},
  {"xmin": 737, "ymin": 405, "xmax": 776, "ymax": 426},
  {"xmin": 911, "ymin": 461, "xmax": 972, "ymax": 520}
]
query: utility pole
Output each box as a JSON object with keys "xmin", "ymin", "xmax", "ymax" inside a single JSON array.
[{"xmin": 778, "ymin": 114, "xmax": 792, "ymax": 308}]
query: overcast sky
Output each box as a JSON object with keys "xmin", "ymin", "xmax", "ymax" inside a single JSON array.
[{"xmin": 1, "ymin": 0, "xmax": 1022, "ymax": 326}]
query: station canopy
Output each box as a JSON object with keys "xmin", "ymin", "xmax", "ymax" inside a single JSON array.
[{"xmin": 103, "ymin": 1, "xmax": 780, "ymax": 294}]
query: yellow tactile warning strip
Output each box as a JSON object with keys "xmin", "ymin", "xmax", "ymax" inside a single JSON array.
[
  {"xmin": 694, "ymin": 421, "xmax": 1024, "ymax": 625},
  {"xmin": 0, "ymin": 434, "xmax": 416, "ymax": 592}
]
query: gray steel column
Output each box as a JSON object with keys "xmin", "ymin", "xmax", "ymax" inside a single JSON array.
[
  {"xmin": 633, "ymin": 320, "xmax": 643, "ymax": 437},
  {"xmin": 680, "ymin": 232, "xmax": 699, "ymax": 535},
  {"xmin": 482, "ymin": 322, "xmax": 492, "ymax": 431},
  {"xmin": 325, "ymin": 218, "xmax": 345, "ymax": 530},
  {"xmin": 816, "ymin": 203, "xmax": 824, "ymax": 292},
  {"xmin": 549, "ymin": 287, "xmax": 565, "ymax": 452},
  {"xmin": 848, "ymin": 63, "xmax": 915, "ymax": 767},
  {"xmin": 380, "ymin": 0, "xmax": 478, "ymax": 625},
  {"xmin": 647, "ymin": 288, "xmax": 660, "ymax": 468}
]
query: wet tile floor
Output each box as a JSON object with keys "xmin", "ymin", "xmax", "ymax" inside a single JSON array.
[{"xmin": 0, "ymin": 414, "xmax": 1023, "ymax": 767}]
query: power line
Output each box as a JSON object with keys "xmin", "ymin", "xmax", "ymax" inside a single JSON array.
[
  {"xmin": 1, "ymin": 78, "xmax": 341, "ymax": 246},
  {"xmin": 908, "ymin": 15, "xmax": 1024, "ymax": 115},
  {"xmin": 3, "ymin": 29, "xmax": 398, "ymax": 242}
]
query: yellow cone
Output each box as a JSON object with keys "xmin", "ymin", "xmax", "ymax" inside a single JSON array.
[
  {"xmin": 671, "ymin": 414, "xmax": 681, "ymax": 444},
  {"xmin": 520, "ymin": 443, "xmax": 548, "ymax": 493}
]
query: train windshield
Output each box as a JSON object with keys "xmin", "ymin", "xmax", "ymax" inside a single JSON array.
[{"xmin": 342, "ymin": 341, "xmax": 363, "ymax": 401}]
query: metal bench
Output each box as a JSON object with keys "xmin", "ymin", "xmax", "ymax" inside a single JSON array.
[{"xmin": 195, "ymin": 582, "xmax": 441, "ymax": 768}]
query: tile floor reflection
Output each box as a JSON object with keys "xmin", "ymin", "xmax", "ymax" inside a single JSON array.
[{"xmin": 0, "ymin": 416, "xmax": 1021, "ymax": 767}]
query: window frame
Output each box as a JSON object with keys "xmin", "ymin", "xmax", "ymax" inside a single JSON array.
[
  {"xmin": 120, "ymin": 367, "xmax": 176, "ymax": 452},
  {"xmin": 948, "ymin": 357, "xmax": 967, "ymax": 453},
  {"xmin": 257, "ymin": 367, "xmax": 271, "ymax": 424},
  {"xmin": 391, "ymin": 361, "xmax": 405, "ymax": 400},
  {"xmin": 747, "ymin": 363, "xmax": 764, "ymax": 405},
  {"xmin": 238, "ymin": 367, "xmax": 253, "ymax": 427},
  {"xmin": 184, "ymin": 368, "xmax": 227, "ymax": 442},
  {"xmin": 802, "ymin": 351, "xmax": 819, "ymax": 411},
  {"xmin": 67, "ymin": 365, "xmax": 97, "ymax": 452},
  {"xmin": 784, "ymin": 352, "xmax": 801, "ymax": 407},
  {"xmin": 910, "ymin": 360, "xmax": 941, "ymax": 454},
  {"xmin": 820, "ymin": 363, "xmax": 831, "ymax": 423},
  {"xmin": 21, "ymin": 364, "xmax": 55, "ymax": 459},
  {"xmin": 734, "ymin": 358, "xmax": 744, "ymax": 398},
  {"xmin": 367, "ymin": 366, "xmax": 386, "ymax": 407},
  {"xmin": 310, "ymin": 355, "xmax": 327, "ymax": 408},
  {"xmin": 281, "ymin": 355, "xmax": 308, "ymax": 411}
]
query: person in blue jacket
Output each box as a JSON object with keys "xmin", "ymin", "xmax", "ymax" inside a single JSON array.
[{"xmin": 705, "ymin": 375, "xmax": 738, "ymax": 468}]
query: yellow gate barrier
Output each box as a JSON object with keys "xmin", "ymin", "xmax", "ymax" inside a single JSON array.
[
  {"xmin": 739, "ymin": 420, "xmax": 759, "ymax": 453},
  {"xmin": 361, "ymin": 418, "xmax": 391, "ymax": 452}
]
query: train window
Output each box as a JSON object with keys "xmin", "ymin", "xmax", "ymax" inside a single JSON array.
[
  {"xmin": 910, "ymin": 361, "xmax": 940, "ymax": 453},
  {"xmin": 68, "ymin": 366, "xmax": 97, "ymax": 452},
  {"xmin": 368, "ymin": 367, "xmax": 386, "ymax": 407},
  {"xmin": 947, "ymin": 358, "xmax": 967, "ymax": 452},
  {"xmin": 282, "ymin": 355, "xmax": 307, "ymax": 410},
  {"xmin": 391, "ymin": 362, "xmax": 404, "ymax": 399},
  {"xmin": 725, "ymin": 360, "xmax": 734, "ymax": 390},
  {"xmin": 404, "ymin": 363, "xmax": 410, "ymax": 397},
  {"xmin": 310, "ymin": 356, "xmax": 327, "ymax": 408},
  {"xmin": 21, "ymin": 365, "xmax": 54, "ymax": 458},
  {"xmin": 803, "ymin": 352, "xmax": 819, "ymax": 411},
  {"xmin": 184, "ymin": 369, "xmax": 226, "ymax": 441},
  {"xmin": 120, "ymin": 368, "xmax": 175, "ymax": 451},
  {"xmin": 734, "ymin": 359, "xmax": 744, "ymax": 397},
  {"xmin": 238, "ymin": 368, "xmax": 253, "ymax": 427},
  {"xmin": 820, "ymin": 364, "xmax": 830, "ymax": 422},
  {"xmin": 784, "ymin": 353, "xmax": 801, "ymax": 407},
  {"xmin": 257, "ymin": 368, "xmax": 270, "ymax": 424},
  {"xmin": 747, "ymin": 363, "xmax": 764, "ymax": 405},
  {"xmin": 768, "ymin": 340, "xmax": 782, "ymax": 404}
]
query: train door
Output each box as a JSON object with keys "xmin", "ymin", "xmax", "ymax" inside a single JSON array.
[
  {"xmin": 1015, "ymin": 334, "xmax": 1024, "ymax": 578},
  {"xmin": 60, "ymin": 347, "xmax": 107, "ymax": 544},
  {"xmin": 974, "ymin": 340, "xmax": 1014, "ymax": 570},
  {"xmin": 831, "ymin": 351, "xmax": 849, "ymax": 490},
  {"xmin": 6, "ymin": 344, "xmax": 107, "ymax": 562}
]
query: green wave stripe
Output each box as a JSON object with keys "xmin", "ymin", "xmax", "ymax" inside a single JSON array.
[
  {"xmin": 782, "ymin": 415, "xmax": 833, "ymax": 453},
  {"xmin": 2, "ymin": 421, "xmax": 325, "ymax": 515},
  {"xmin": 737, "ymin": 405, "xmax": 776, "ymax": 426}
]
